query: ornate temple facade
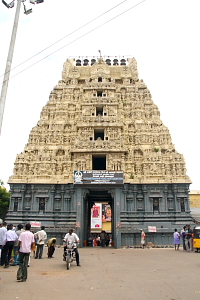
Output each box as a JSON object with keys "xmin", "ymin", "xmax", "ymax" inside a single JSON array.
[{"xmin": 6, "ymin": 56, "xmax": 193, "ymax": 247}]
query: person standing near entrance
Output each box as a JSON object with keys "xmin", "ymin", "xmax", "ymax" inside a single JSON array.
[
  {"xmin": 105, "ymin": 233, "xmax": 110, "ymax": 247},
  {"xmin": 35, "ymin": 226, "xmax": 47, "ymax": 259},
  {"xmin": 17, "ymin": 223, "xmax": 35, "ymax": 282},
  {"xmin": 140, "ymin": 229, "xmax": 146, "ymax": 249},
  {"xmin": 173, "ymin": 229, "xmax": 180, "ymax": 250},
  {"xmin": 100, "ymin": 230, "xmax": 106, "ymax": 247}
]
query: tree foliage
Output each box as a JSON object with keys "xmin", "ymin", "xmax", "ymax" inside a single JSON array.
[{"xmin": 0, "ymin": 180, "xmax": 10, "ymax": 215}]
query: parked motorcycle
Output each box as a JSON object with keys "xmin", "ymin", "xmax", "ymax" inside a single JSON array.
[{"xmin": 64, "ymin": 241, "xmax": 77, "ymax": 270}]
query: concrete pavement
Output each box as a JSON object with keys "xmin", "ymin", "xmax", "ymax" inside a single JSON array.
[{"xmin": 0, "ymin": 247, "xmax": 200, "ymax": 300}]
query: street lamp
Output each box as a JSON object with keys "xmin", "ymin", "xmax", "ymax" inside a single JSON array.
[{"xmin": 0, "ymin": 0, "xmax": 44, "ymax": 136}]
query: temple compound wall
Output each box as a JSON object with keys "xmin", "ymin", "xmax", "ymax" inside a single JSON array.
[{"xmin": 6, "ymin": 56, "xmax": 193, "ymax": 247}]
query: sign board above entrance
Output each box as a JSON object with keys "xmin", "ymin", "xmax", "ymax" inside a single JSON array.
[{"xmin": 74, "ymin": 171, "xmax": 124, "ymax": 184}]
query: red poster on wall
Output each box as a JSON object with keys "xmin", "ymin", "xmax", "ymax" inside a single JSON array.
[{"xmin": 91, "ymin": 204, "xmax": 102, "ymax": 229}]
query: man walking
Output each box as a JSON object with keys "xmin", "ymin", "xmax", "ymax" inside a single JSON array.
[
  {"xmin": 35, "ymin": 226, "xmax": 47, "ymax": 259},
  {"xmin": 17, "ymin": 223, "xmax": 34, "ymax": 282},
  {"xmin": 1, "ymin": 224, "xmax": 18, "ymax": 268}
]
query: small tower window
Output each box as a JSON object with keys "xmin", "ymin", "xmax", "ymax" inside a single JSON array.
[
  {"xmin": 96, "ymin": 107, "xmax": 103, "ymax": 116},
  {"xmin": 92, "ymin": 155, "xmax": 106, "ymax": 170},
  {"xmin": 97, "ymin": 91, "xmax": 103, "ymax": 97},
  {"xmin": 94, "ymin": 129, "xmax": 104, "ymax": 140},
  {"xmin": 98, "ymin": 77, "xmax": 102, "ymax": 82}
]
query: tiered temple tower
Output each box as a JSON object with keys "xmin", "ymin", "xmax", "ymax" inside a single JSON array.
[{"xmin": 7, "ymin": 56, "xmax": 192, "ymax": 247}]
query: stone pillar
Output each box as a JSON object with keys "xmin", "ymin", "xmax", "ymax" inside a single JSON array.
[
  {"xmin": 184, "ymin": 197, "xmax": 189, "ymax": 212},
  {"xmin": 17, "ymin": 197, "xmax": 23, "ymax": 211},
  {"xmin": 69, "ymin": 186, "xmax": 75, "ymax": 211},
  {"xmin": 61, "ymin": 185, "xmax": 65, "ymax": 211},
  {"xmin": 163, "ymin": 184, "xmax": 168, "ymax": 212},
  {"xmin": 158, "ymin": 197, "xmax": 163, "ymax": 212},
  {"xmin": 168, "ymin": 196, "xmax": 174, "ymax": 211},
  {"xmin": 185, "ymin": 184, "xmax": 190, "ymax": 212},
  {"xmin": 177, "ymin": 197, "xmax": 181, "ymax": 212},
  {"xmin": 142, "ymin": 185, "xmax": 148, "ymax": 214},
  {"xmin": 123, "ymin": 186, "xmax": 128, "ymax": 211},
  {"xmin": 75, "ymin": 187, "xmax": 83, "ymax": 246},
  {"xmin": 50, "ymin": 185, "xmax": 55, "ymax": 212},
  {"xmin": 31, "ymin": 185, "xmax": 35, "ymax": 211},
  {"xmin": 114, "ymin": 187, "xmax": 121, "ymax": 249},
  {"xmin": 21, "ymin": 185, "xmax": 26, "ymax": 210},
  {"xmin": 65, "ymin": 196, "xmax": 71, "ymax": 211},
  {"xmin": 173, "ymin": 184, "xmax": 178, "ymax": 212},
  {"xmin": 133, "ymin": 185, "xmax": 137, "ymax": 212}
]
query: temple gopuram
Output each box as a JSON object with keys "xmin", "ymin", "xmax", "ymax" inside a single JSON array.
[{"xmin": 6, "ymin": 56, "xmax": 193, "ymax": 247}]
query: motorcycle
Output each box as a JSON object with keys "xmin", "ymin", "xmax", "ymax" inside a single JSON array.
[{"xmin": 64, "ymin": 241, "xmax": 77, "ymax": 270}]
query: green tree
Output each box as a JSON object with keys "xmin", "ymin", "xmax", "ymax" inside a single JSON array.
[{"xmin": 0, "ymin": 180, "xmax": 10, "ymax": 216}]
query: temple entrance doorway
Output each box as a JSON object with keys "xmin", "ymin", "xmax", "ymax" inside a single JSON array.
[{"xmin": 84, "ymin": 189, "xmax": 114, "ymax": 247}]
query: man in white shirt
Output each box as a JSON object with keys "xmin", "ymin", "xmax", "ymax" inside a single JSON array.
[
  {"xmin": 35, "ymin": 226, "xmax": 47, "ymax": 259},
  {"xmin": 17, "ymin": 223, "xmax": 35, "ymax": 282},
  {"xmin": 1, "ymin": 224, "xmax": 18, "ymax": 268},
  {"xmin": 0, "ymin": 221, "xmax": 7, "ymax": 262},
  {"xmin": 63, "ymin": 229, "xmax": 81, "ymax": 266}
]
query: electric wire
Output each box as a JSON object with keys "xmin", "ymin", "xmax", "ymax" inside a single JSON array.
[
  {"xmin": 1, "ymin": 0, "xmax": 146, "ymax": 84},
  {"xmin": 0, "ymin": 0, "xmax": 129, "ymax": 78}
]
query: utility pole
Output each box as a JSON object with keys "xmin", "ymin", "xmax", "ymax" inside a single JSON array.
[
  {"xmin": 0, "ymin": 0, "xmax": 21, "ymax": 136},
  {"xmin": 0, "ymin": 0, "xmax": 44, "ymax": 136}
]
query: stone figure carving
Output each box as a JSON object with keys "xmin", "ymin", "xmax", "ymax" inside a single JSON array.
[{"xmin": 62, "ymin": 58, "xmax": 75, "ymax": 81}]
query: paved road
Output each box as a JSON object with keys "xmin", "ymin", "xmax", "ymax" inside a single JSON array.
[{"xmin": 0, "ymin": 247, "xmax": 200, "ymax": 300}]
